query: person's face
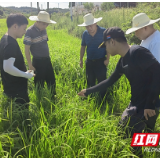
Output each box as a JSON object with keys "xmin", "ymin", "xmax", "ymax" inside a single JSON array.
[
  {"xmin": 85, "ymin": 23, "xmax": 97, "ymax": 34},
  {"xmin": 135, "ymin": 27, "xmax": 147, "ymax": 40},
  {"xmin": 15, "ymin": 24, "xmax": 27, "ymax": 38},
  {"xmin": 37, "ymin": 21, "xmax": 49, "ymax": 31},
  {"xmin": 105, "ymin": 39, "xmax": 117, "ymax": 56}
]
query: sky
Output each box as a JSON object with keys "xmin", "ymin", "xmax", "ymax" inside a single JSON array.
[{"xmin": 0, "ymin": 2, "xmax": 69, "ymax": 9}]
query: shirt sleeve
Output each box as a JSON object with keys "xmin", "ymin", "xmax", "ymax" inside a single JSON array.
[
  {"xmin": 133, "ymin": 47, "xmax": 157, "ymax": 72},
  {"xmin": 133, "ymin": 47, "xmax": 160, "ymax": 109},
  {"xmin": 23, "ymin": 29, "xmax": 32, "ymax": 45},
  {"xmin": 3, "ymin": 43, "xmax": 17, "ymax": 60},
  {"xmin": 144, "ymin": 61, "xmax": 160, "ymax": 109},
  {"xmin": 45, "ymin": 29, "xmax": 49, "ymax": 41},
  {"xmin": 85, "ymin": 59, "xmax": 123, "ymax": 96},
  {"xmin": 149, "ymin": 42, "xmax": 160, "ymax": 63},
  {"xmin": 85, "ymin": 69, "xmax": 122, "ymax": 96},
  {"xmin": 3, "ymin": 57, "xmax": 33, "ymax": 79},
  {"xmin": 81, "ymin": 32, "xmax": 86, "ymax": 46}
]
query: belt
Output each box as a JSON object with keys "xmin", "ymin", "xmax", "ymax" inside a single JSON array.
[
  {"xmin": 33, "ymin": 57, "xmax": 50, "ymax": 60},
  {"xmin": 87, "ymin": 57, "xmax": 106, "ymax": 62}
]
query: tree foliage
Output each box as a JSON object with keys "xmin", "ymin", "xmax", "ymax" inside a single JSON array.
[
  {"xmin": 0, "ymin": 10, "xmax": 4, "ymax": 16},
  {"xmin": 83, "ymin": 2, "xmax": 94, "ymax": 12},
  {"xmin": 101, "ymin": 2, "xmax": 115, "ymax": 11}
]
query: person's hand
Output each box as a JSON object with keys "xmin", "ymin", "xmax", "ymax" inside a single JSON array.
[
  {"xmin": 104, "ymin": 59, "xmax": 109, "ymax": 66},
  {"xmin": 80, "ymin": 60, "xmax": 83, "ymax": 68},
  {"xmin": 26, "ymin": 70, "xmax": 36, "ymax": 79},
  {"xmin": 144, "ymin": 109, "xmax": 156, "ymax": 120},
  {"xmin": 78, "ymin": 89, "xmax": 86, "ymax": 97},
  {"xmin": 29, "ymin": 64, "xmax": 36, "ymax": 71},
  {"xmin": 28, "ymin": 70, "xmax": 36, "ymax": 77}
]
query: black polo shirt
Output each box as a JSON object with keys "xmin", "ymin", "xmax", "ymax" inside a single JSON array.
[
  {"xmin": 0, "ymin": 34, "xmax": 27, "ymax": 95},
  {"xmin": 85, "ymin": 45, "xmax": 160, "ymax": 110}
]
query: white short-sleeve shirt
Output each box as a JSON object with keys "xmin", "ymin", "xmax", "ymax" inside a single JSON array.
[{"xmin": 140, "ymin": 30, "xmax": 160, "ymax": 63}]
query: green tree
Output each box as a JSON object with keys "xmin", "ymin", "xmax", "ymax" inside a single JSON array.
[
  {"xmin": 101, "ymin": 2, "xmax": 115, "ymax": 12},
  {"xmin": 0, "ymin": 10, "xmax": 3, "ymax": 16},
  {"xmin": 65, "ymin": 11, "xmax": 70, "ymax": 17},
  {"xmin": 83, "ymin": 2, "xmax": 94, "ymax": 12}
]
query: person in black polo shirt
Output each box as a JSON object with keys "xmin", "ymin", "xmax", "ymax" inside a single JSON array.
[
  {"xmin": 78, "ymin": 27, "xmax": 160, "ymax": 138},
  {"xmin": 0, "ymin": 14, "xmax": 35, "ymax": 107},
  {"xmin": 78, "ymin": 13, "xmax": 110, "ymax": 100},
  {"xmin": 24, "ymin": 11, "xmax": 56, "ymax": 99}
]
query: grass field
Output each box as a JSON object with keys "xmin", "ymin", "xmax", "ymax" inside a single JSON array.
[{"xmin": 0, "ymin": 7, "xmax": 160, "ymax": 158}]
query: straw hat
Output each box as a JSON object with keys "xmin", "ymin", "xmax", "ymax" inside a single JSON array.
[
  {"xmin": 126, "ymin": 13, "xmax": 160, "ymax": 34},
  {"xmin": 29, "ymin": 11, "xmax": 56, "ymax": 24},
  {"xmin": 78, "ymin": 13, "xmax": 102, "ymax": 27}
]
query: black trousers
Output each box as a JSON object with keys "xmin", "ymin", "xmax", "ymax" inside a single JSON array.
[
  {"xmin": 4, "ymin": 90, "xmax": 30, "ymax": 131},
  {"xmin": 5, "ymin": 90, "xmax": 29, "ymax": 108},
  {"xmin": 32, "ymin": 57, "xmax": 56, "ymax": 96},
  {"xmin": 86, "ymin": 57, "xmax": 107, "ymax": 99},
  {"xmin": 119, "ymin": 102, "xmax": 160, "ymax": 157}
]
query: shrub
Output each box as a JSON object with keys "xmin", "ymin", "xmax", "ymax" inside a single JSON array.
[
  {"xmin": 65, "ymin": 11, "xmax": 70, "ymax": 17},
  {"xmin": 83, "ymin": 2, "xmax": 94, "ymax": 12},
  {"xmin": 0, "ymin": 9, "xmax": 3, "ymax": 16},
  {"xmin": 101, "ymin": 2, "xmax": 115, "ymax": 11}
]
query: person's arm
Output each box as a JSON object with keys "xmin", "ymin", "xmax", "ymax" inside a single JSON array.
[
  {"xmin": 78, "ymin": 68, "xmax": 123, "ymax": 97},
  {"xmin": 3, "ymin": 58, "xmax": 34, "ymax": 79},
  {"xmin": 144, "ymin": 61, "xmax": 160, "ymax": 120},
  {"xmin": 104, "ymin": 52, "xmax": 110, "ymax": 66},
  {"xmin": 80, "ymin": 45, "xmax": 86, "ymax": 68},
  {"xmin": 23, "ymin": 29, "xmax": 35, "ymax": 71},
  {"xmin": 80, "ymin": 31, "xmax": 87, "ymax": 68},
  {"xmin": 85, "ymin": 69, "xmax": 122, "ymax": 96},
  {"xmin": 25, "ymin": 45, "xmax": 35, "ymax": 71},
  {"xmin": 150, "ymin": 42, "xmax": 160, "ymax": 63},
  {"xmin": 134, "ymin": 47, "xmax": 160, "ymax": 110},
  {"xmin": 134, "ymin": 47, "xmax": 160, "ymax": 120},
  {"xmin": 145, "ymin": 61, "xmax": 160, "ymax": 109}
]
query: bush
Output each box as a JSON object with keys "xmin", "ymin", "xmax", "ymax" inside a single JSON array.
[
  {"xmin": 0, "ymin": 9, "xmax": 3, "ymax": 16},
  {"xmin": 65, "ymin": 12, "xmax": 70, "ymax": 17},
  {"xmin": 83, "ymin": 2, "xmax": 94, "ymax": 12},
  {"xmin": 101, "ymin": 2, "xmax": 115, "ymax": 12}
]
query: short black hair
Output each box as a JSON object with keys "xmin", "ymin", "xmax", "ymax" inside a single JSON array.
[{"xmin": 7, "ymin": 13, "xmax": 28, "ymax": 28}]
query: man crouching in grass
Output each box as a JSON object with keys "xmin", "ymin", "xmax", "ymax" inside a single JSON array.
[
  {"xmin": 78, "ymin": 27, "xmax": 160, "ymax": 157},
  {"xmin": 0, "ymin": 14, "xmax": 35, "ymax": 132}
]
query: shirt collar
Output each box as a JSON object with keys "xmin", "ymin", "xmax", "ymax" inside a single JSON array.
[
  {"xmin": 33, "ymin": 24, "xmax": 41, "ymax": 32},
  {"xmin": 97, "ymin": 25, "xmax": 100, "ymax": 32}
]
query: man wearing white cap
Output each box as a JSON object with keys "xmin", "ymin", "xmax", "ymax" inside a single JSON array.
[
  {"xmin": 24, "ymin": 11, "xmax": 56, "ymax": 98},
  {"xmin": 126, "ymin": 13, "xmax": 160, "ymax": 63},
  {"xmin": 78, "ymin": 13, "xmax": 110, "ymax": 100}
]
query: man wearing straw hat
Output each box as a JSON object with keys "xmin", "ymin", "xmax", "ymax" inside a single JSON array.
[
  {"xmin": 24, "ymin": 11, "xmax": 56, "ymax": 98},
  {"xmin": 126, "ymin": 13, "xmax": 160, "ymax": 63},
  {"xmin": 126, "ymin": 13, "xmax": 160, "ymax": 112},
  {"xmin": 78, "ymin": 13, "xmax": 110, "ymax": 100}
]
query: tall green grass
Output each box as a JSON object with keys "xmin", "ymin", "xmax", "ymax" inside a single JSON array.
[{"xmin": 0, "ymin": 4, "xmax": 160, "ymax": 157}]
